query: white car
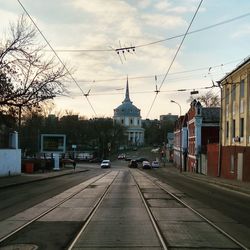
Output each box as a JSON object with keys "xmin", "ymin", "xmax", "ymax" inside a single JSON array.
[
  {"xmin": 151, "ymin": 160, "xmax": 160, "ymax": 168},
  {"xmin": 142, "ymin": 160, "xmax": 151, "ymax": 169},
  {"xmin": 100, "ymin": 160, "xmax": 111, "ymax": 168}
]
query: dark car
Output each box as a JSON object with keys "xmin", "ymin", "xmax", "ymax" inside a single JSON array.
[
  {"xmin": 128, "ymin": 160, "xmax": 138, "ymax": 168},
  {"xmin": 136, "ymin": 157, "xmax": 148, "ymax": 163}
]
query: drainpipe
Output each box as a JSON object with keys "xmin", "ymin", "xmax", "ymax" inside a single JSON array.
[{"xmin": 217, "ymin": 81, "xmax": 223, "ymax": 177}]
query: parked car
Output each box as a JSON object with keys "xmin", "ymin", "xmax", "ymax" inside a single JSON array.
[
  {"xmin": 128, "ymin": 160, "xmax": 138, "ymax": 168},
  {"xmin": 142, "ymin": 160, "xmax": 151, "ymax": 169},
  {"xmin": 151, "ymin": 160, "xmax": 160, "ymax": 168},
  {"xmin": 136, "ymin": 157, "xmax": 148, "ymax": 163},
  {"xmin": 117, "ymin": 153, "xmax": 125, "ymax": 160},
  {"xmin": 100, "ymin": 160, "xmax": 111, "ymax": 168}
]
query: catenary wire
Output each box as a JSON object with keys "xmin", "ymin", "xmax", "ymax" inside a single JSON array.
[
  {"xmin": 146, "ymin": 0, "xmax": 204, "ymax": 118},
  {"xmin": 17, "ymin": 0, "xmax": 97, "ymax": 116},
  {"xmin": 63, "ymin": 57, "xmax": 241, "ymax": 84},
  {"xmin": 69, "ymin": 85, "xmax": 213, "ymax": 97},
  {"xmin": 47, "ymin": 12, "xmax": 250, "ymax": 53}
]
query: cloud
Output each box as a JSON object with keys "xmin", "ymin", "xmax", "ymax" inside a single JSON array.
[
  {"xmin": 154, "ymin": 0, "xmax": 198, "ymax": 14},
  {"xmin": 231, "ymin": 25, "xmax": 250, "ymax": 39},
  {"xmin": 141, "ymin": 13, "xmax": 187, "ymax": 29}
]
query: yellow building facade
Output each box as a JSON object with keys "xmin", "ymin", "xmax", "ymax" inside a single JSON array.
[{"xmin": 219, "ymin": 57, "xmax": 250, "ymax": 181}]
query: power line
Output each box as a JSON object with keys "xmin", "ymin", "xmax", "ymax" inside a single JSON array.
[
  {"xmin": 146, "ymin": 0, "xmax": 204, "ymax": 118},
  {"xmin": 17, "ymin": 0, "xmax": 97, "ymax": 117},
  {"xmin": 63, "ymin": 58, "xmax": 242, "ymax": 84},
  {"xmin": 47, "ymin": 12, "xmax": 250, "ymax": 53},
  {"xmin": 70, "ymin": 85, "xmax": 213, "ymax": 97},
  {"xmin": 136, "ymin": 12, "xmax": 250, "ymax": 49}
]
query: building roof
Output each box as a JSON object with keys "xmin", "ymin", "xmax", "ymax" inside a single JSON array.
[
  {"xmin": 218, "ymin": 56, "xmax": 250, "ymax": 83},
  {"xmin": 114, "ymin": 78, "xmax": 140, "ymax": 117},
  {"xmin": 202, "ymin": 107, "xmax": 220, "ymax": 123}
]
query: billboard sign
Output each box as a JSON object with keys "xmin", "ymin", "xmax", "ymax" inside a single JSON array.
[{"xmin": 41, "ymin": 134, "xmax": 66, "ymax": 153}]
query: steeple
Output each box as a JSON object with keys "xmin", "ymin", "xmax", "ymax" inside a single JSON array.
[{"xmin": 123, "ymin": 76, "xmax": 132, "ymax": 103}]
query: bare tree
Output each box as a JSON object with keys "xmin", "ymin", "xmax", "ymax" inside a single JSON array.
[
  {"xmin": 187, "ymin": 90, "xmax": 220, "ymax": 107},
  {"xmin": 0, "ymin": 15, "xmax": 69, "ymax": 123}
]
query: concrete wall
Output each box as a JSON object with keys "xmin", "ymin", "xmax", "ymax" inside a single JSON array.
[{"xmin": 0, "ymin": 149, "xmax": 21, "ymax": 177}]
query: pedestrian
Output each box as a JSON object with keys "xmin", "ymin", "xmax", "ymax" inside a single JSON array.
[{"xmin": 73, "ymin": 160, "xmax": 76, "ymax": 171}]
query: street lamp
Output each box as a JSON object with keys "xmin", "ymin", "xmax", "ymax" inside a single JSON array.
[
  {"xmin": 170, "ymin": 100, "xmax": 182, "ymax": 117},
  {"xmin": 170, "ymin": 100, "xmax": 182, "ymax": 172}
]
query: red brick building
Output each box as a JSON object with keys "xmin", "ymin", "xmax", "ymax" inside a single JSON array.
[{"xmin": 187, "ymin": 100, "xmax": 220, "ymax": 173}]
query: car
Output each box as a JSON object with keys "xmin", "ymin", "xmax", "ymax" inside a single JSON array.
[
  {"xmin": 100, "ymin": 160, "xmax": 111, "ymax": 168},
  {"xmin": 128, "ymin": 160, "xmax": 138, "ymax": 168},
  {"xmin": 117, "ymin": 153, "xmax": 125, "ymax": 160},
  {"xmin": 136, "ymin": 157, "xmax": 148, "ymax": 163},
  {"xmin": 142, "ymin": 160, "xmax": 151, "ymax": 169},
  {"xmin": 151, "ymin": 160, "xmax": 160, "ymax": 168}
]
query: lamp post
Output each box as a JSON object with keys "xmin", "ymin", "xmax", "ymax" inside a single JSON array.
[
  {"xmin": 170, "ymin": 100, "xmax": 182, "ymax": 172},
  {"xmin": 170, "ymin": 100, "xmax": 182, "ymax": 117}
]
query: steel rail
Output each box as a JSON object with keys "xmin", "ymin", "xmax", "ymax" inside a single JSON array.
[
  {"xmin": 0, "ymin": 171, "xmax": 112, "ymax": 244},
  {"xmin": 130, "ymin": 170, "xmax": 169, "ymax": 250},
  {"xmin": 137, "ymin": 169, "xmax": 249, "ymax": 250},
  {"xmin": 67, "ymin": 170, "xmax": 120, "ymax": 250}
]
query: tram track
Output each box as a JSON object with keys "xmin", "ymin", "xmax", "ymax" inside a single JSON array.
[
  {"xmin": 0, "ymin": 168, "xmax": 248, "ymax": 249},
  {"xmin": 0, "ymin": 170, "xmax": 114, "ymax": 247},
  {"xmin": 67, "ymin": 171, "xmax": 119, "ymax": 250},
  {"xmin": 133, "ymin": 168, "xmax": 249, "ymax": 250}
]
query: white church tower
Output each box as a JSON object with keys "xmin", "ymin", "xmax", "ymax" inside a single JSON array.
[{"xmin": 113, "ymin": 78, "xmax": 144, "ymax": 145}]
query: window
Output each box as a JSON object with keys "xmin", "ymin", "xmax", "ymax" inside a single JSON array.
[
  {"xmin": 226, "ymin": 121, "xmax": 229, "ymax": 139},
  {"xmin": 121, "ymin": 119, "xmax": 124, "ymax": 124},
  {"xmin": 232, "ymin": 119, "xmax": 235, "ymax": 138},
  {"xmin": 240, "ymin": 118, "xmax": 244, "ymax": 137},
  {"xmin": 130, "ymin": 119, "xmax": 133, "ymax": 125},
  {"xmin": 240, "ymin": 79, "xmax": 245, "ymax": 98},
  {"xmin": 225, "ymin": 88, "xmax": 229, "ymax": 104},
  {"xmin": 231, "ymin": 84, "xmax": 236, "ymax": 101}
]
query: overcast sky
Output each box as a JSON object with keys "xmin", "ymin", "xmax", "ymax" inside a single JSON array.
[{"xmin": 0, "ymin": 0, "xmax": 250, "ymax": 119}]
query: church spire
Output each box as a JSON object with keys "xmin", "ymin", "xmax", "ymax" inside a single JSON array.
[{"xmin": 123, "ymin": 76, "xmax": 131, "ymax": 103}]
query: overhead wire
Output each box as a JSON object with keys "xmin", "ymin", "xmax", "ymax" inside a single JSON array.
[
  {"xmin": 17, "ymin": 0, "xmax": 97, "ymax": 117},
  {"xmin": 63, "ymin": 57, "xmax": 241, "ymax": 86},
  {"xmin": 47, "ymin": 12, "xmax": 250, "ymax": 53},
  {"xmin": 69, "ymin": 85, "xmax": 213, "ymax": 97},
  {"xmin": 146, "ymin": 0, "xmax": 204, "ymax": 118}
]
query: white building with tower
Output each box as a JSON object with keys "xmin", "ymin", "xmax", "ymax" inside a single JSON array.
[{"xmin": 113, "ymin": 78, "xmax": 144, "ymax": 146}]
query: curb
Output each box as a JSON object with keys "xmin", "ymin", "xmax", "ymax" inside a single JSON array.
[
  {"xmin": 0, "ymin": 169, "xmax": 89, "ymax": 189},
  {"xmin": 181, "ymin": 172, "xmax": 250, "ymax": 196}
]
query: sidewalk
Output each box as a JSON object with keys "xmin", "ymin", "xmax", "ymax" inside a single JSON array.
[
  {"xmin": 0, "ymin": 166, "xmax": 88, "ymax": 189},
  {"xmin": 163, "ymin": 162, "xmax": 250, "ymax": 196}
]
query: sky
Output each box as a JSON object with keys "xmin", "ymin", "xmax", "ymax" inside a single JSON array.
[{"xmin": 0, "ymin": 0, "xmax": 250, "ymax": 119}]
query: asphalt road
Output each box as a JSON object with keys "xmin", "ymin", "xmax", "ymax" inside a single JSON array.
[
  {"xmin": 147, "ymin": 166, "xmax": 250, "ymax": 228},
  {"xmin": 1, "ymin": 155, "xmax": 250, "ymax": 248},
  {"xmin": 0, "ymin": 167, "xmax": 103, "ymax": 220}
]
